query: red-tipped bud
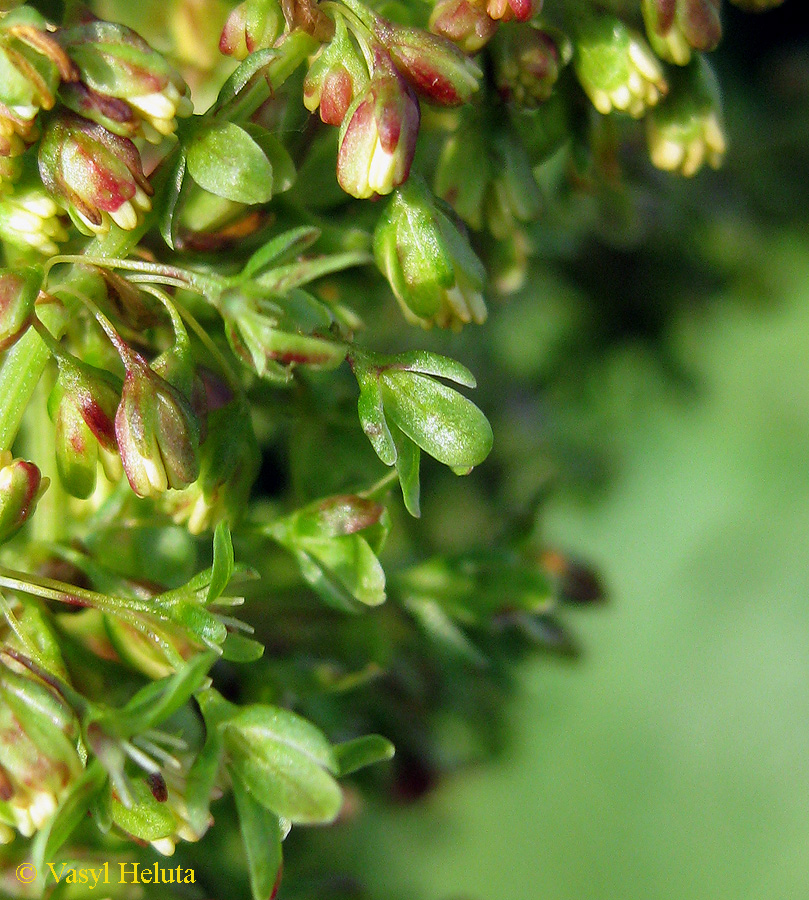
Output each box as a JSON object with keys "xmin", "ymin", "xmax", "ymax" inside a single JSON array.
[
  {"xmin": 337, "ymin": 56, "xmax": 420, "ymax": 199},
  {"xmin": 429, "ymin": 0, "xmax": 498, "ymax": 54},
  {"xmin": 0, "ymin": 451, "xmax": 48, "ymax": 543},
  {"xmin": 304, "ymin": 16, "xmax": 369, "ymax": 125},
  {"xmin": 48, "ymin": 358, "xmax": 121, "ymax": 498},
  {"xmin": 58, "ymin": 20, "xmax": 192, "ymax": 142},
  {"xmin": 0, "ymin": 7, "xmax": 72, "ymax": 157},
  {"xmin": 38, "ymin": 112, "xmax": 153, "ymax": 234},
  {"xmin": 642, "ymin": 0, "xmax": 721, "ymax": 65},
  {"xmin": 485, "ymin": 0, "xmax": 537, "ymax": 24},
  {"xmin": 374, "ymin": 20, "xmax": 481, "ymax": 106},
  {"xmin": 219, "ymin": 0, "xmax": 286, "ymax": 60},
  {"xmin": 0, "ymin": 265, "xmax": 40, "ymax": 351},
  {"xmin": 115, "ymin": 355, "xmax": 201, "ymax": 498},
  {"xmin": 492, "ymin": 24, "xmax": 571, "ymax": 106}
]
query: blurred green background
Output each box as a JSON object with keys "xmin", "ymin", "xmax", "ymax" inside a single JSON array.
[{"xmin": 326, "ymin": 230, "xmax": 809, "ymax": 900}]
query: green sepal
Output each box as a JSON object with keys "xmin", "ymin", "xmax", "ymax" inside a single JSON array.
[
  {"xmin": 184, "ymin": 718, "xmax": 225, "ymax": 835},
  {"xmin": 110, "ymin": 777, "xmax": 175, "ymax": 841}
]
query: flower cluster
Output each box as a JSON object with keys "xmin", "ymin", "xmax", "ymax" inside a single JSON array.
[
  {"xmin": 0, "ymin": 0, "xmax": 786, "ymax": 893},
  {"xmin": 2, "ymin": 7, "xmax": 191, "ymax": 233},
  {"xmin": 221, "ymin": 0, "xmax": 482, "ymax": 199}
]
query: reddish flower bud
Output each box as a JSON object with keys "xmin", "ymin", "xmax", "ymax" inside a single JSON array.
[
  {"xmin": 429, "ymin": 0, "xmax": 498, "ymax": 55},
  {"xmin": 48, "ymin": 358, "xmax": 121, "ymax": 498},
  {"xmin": 0, "ymin": 7, "xmax": 72, "ymax": 157},
  {"xmin": 58, "ymin": 20, "xmax": 192, "ymax": 142},
  {"xmin": 0, "ymin": 265, "xmax": 39, "ymax": 352},
  {"xmin": 485, "ymin": 0, "xmax": 537, "ymax": 24},
  {"xmin": 38, "ymin": 112, "xmax": 153, "ymax": 234},
  {"xmin": 0, "ymin": 451, "xmax": 48, "ymax": 544},
  {"xmin": 304, "ymin": 16, "xmax": 369, "ymax": 126},
  {"xmin": 492, "ymin": 24, "xmax": 571, "ymax": 106},
  {"xmin": 115, "ymin": 354, "xmax": 201, "ymax": 498},
  {"xmin": 337, "ymin": 55, "xmax": 420, "ymax": 199},
  {"xmin": 642, "ymin": 0, "xmax": 721, "ymax": 65},
  {"xmin": 219, "ymin": 0, "xmax": 286, "ymax": 60},
  {"xmin": 374, "ymin": 20, "xmax": 481, "ymax": 106}
]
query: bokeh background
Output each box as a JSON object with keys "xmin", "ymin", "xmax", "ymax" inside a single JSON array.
[{"xmin": 298, "ymin": 6, "xmax": 809, "ymax": 899}]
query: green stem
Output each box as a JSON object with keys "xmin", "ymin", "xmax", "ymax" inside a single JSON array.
[{"xmin": 0, "ymin": 301, "xmax": 67, "ymax": 451}]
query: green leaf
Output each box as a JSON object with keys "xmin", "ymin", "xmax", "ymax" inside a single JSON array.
[
  {"xmin": 295, "ymin": 534, "xmax": 386, "ymax": 608},
  {"xmin": 207, "ymin": 522, "xmax": 235, "ymax": 604},
  {"xmin": 106, "ymin": 651, "xmax": 217, "ymax": 737},
  {"xmin": 222, "ymin": 632, "xmax": 266, "ymax": 662},
  {"xmin": 404, "ymin": 595, "xmax": 487, "ymax": 666},
  {"xmin": 257, "ymin": 250, "xmax": 374, "ymax": 294},
  {"xmin": 393, "ymin": 428, "xmax": 421, "ymax": 518},
  {"xmin": 187, "ymin": 123, "xmax": 274, "ymax": 204},
  {"xmin": 355, "ymin": 367, "xmax": 397, "ymax": 466},
  {"xmin": 158, "ymin": 147, "xmax": 188, "ymax": 250},
  {"xmin": 110, "ymin": 778, "xmax": 176, "ymax": 841},
  {"xmin": 223, "ymin": 705, "xmax": 342, "ymax": 824},
  {"xmin": 244, "ymin": 124, "xmax": 296, "ymax": 195},
  {"xmin": 231, "ymin": 771, "xmax": 284, "ymax": 900},
  {"xmin": 214, "ymin": 48, "xmax": 277, "ymax": 108},
  {"xmin": 242, "ymin": 227, "xmax": 321, "ymax": 279},
  {"xmin": 185, "ymin": 724, "xmax": 224, "ymax": 835},
  {"xmin": 387, "ymin": 350, "xmax": 477, "ymax": 388},
  {"xmin": 334, "ymin": 735, "xmax": 395, "ymax": 776},
  {"xmin": 380, "ymin": 370, "xmax": 493, "ymax": 471}
]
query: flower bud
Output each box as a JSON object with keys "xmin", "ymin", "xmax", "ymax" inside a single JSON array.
[
  {"xmin": 642, "ymin": 0, "xmax": 721, "ymax": 66},
  {"xmin": 492, "ymin": 24, "xmax": 571, "ymax": 106},
  {"xmin": 429, "ymin": 0, "xmax": 498, "ymax": 55},
  {"xmin": 0, "ymin": 666, "xmax": 82, "ymax": 838},
  {"xmin": 574, "ymin": 16, "xmax": 667, "ymax": 118},
  {"xmin": 58, "ymin": 20, "xmax": 192, "ymax": 142},
  {"xmin": 48, "ymin": 359, "xmax": 121, "ymax": 499},
  {"xmin": 0, "ymin": 265, "xmax": 39, "ymax": 351},
  {"xmin": 115, "ymin": 354, "xmax": 201, "ymax": 498},
  {"xmin": 0, "ymin": 8, "xmax": 70, "ymax": 156},
  {"xmin": 38, "ymin": 112, "xmax": 153, "ymax": 234},
  {"xmin": 374, "ymin": 20, "xmax": 482, "ymax": 106},
  {"xmin": 0, "ymin": 183, "xmax": 68, "ymax": 255},
  {"xmin": 304, "ymin": 16, "xmax": 369, "ymax": 125},
  {"xmin": 374, "ymin": 179, "xmax": 486, "ymax": 329},
  {"xmin": 219, "ymin": 0, "xmax": 286, "ymax": 60},
  {"xmin": 164, "ymin": 401, "xmax": 260, "ymax": 533},
  {"xmin": 647, "ymin": 56, "xmax": 726, "ymax": 176},
  {"xmin": 0, "ymin": 450, "xmax": 48, "ymax": 543},
  {"xmin": 226, "ymin": 300, "xmax": 348, "ymax": 381},
  {"xmin": 337, "ymin": 54, "xmax": 420, "ymax": 199},
  {"xmin": 485, "ymin": 0, "xmax": 536, "ymax": 24}
]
